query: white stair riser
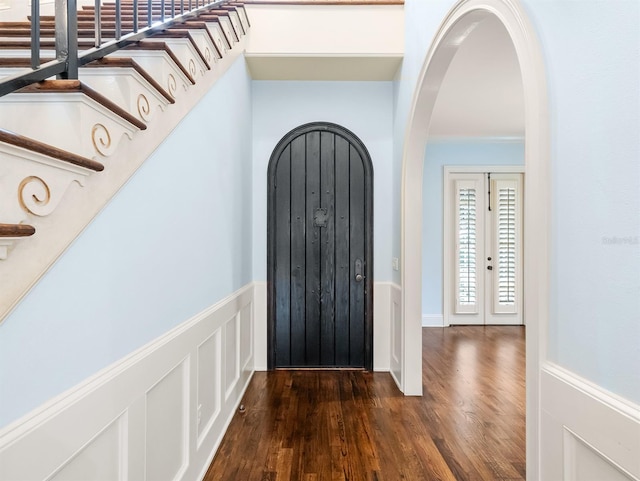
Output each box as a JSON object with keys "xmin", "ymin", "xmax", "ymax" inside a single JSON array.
[
  {"xmin": 79, "ymin": 68, "xmax": 172, "ymax": 123},
  {"xmin": 0, "ymin": 93, "xmax": 140, "ymax": 159},
  {"xmin": 110, "ymin": 49, "xmax": 191, "ymax": 100},
  {"xmin": 0, "ymin": 67, "xmax": 171, "ymax": 124},
  {"xmin": 142, "ymin": 37, "xmax": 210, "ymax": 80},
  {"xmin": 0, "ymin": 145, "xmax": 95, "ymax": 226}
]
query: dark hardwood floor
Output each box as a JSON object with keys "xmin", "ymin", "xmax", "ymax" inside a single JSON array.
[{"xmin": 204, "ymin": 326, "xmax": 525, "ymax": 481}]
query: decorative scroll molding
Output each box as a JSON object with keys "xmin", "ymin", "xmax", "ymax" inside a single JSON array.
[
  {"xmin": 168, "ymin": 73, "xmax": 177, "ymax": 98},
  {"xmin": 1, "ymin": 141, "xmax": 98, "ymax": 225},
  {"xmin": 91, "ymin": 123, "xmax": 113, "ymax": 157},
  {"xmin": 137, "ymin": 94, "xmax": 151, "ymax": 122},
  {"xmin": 0, "ymin": 85, "xmax": 145, "ymax": 160},
  {"xmin": 19, "ymin": 176, "xmax": 52, "ymax": 216}
]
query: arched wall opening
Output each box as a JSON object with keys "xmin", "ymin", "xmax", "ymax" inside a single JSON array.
[
  {"xmin": 399, "ymin": 1, "xmax": 550, "ymax": 478},
  {"xmin": 422, "ymin": 14, "xmax": 525, "ymax": 327}
]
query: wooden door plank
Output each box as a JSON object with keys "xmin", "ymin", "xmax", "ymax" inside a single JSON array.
[
  {"xmin": 320, "ymin": 131, "xmax": 336, "ymax": 365},
  {"xmin": 349, "ymin": 146, "xmax": 366, "ymax": 367},
  {"xmin": 290, "ymin": 135, "xmax": 307, "ymax": 365},
  {"xmin": 305, "ymin": 132, "xmax": 322, "ymax": 365},
  {"xmin": 274, "ymin": 146, "xmax": 292, "ymax": 366},
  {"xmin": 334, "ymin": 135, "xmax": 351, "ymax": 366}
]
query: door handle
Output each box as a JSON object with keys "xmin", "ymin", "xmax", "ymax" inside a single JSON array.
[{"xmin": 354, "ymin": 258, "xmax": 365, "ymax": 282}]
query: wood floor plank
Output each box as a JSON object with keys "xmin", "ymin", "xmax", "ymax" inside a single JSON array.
[{"xmin": 203, "ymin": 326, "xmax": 525, "ymax": 481}]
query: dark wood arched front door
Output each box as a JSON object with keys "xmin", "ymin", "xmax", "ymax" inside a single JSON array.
[{"xmin": 267, "ymin": 122, "xmax": 373, "ymax": 369}]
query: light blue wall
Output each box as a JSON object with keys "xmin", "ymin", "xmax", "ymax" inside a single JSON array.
[
  {"xmin": 251, "ymin": 81, "xmax": 395, "ymax": 282},
  {"xmin": 396, "ymin": 0, "xmax": 639, "ymax": 403},
  {"xmin": 0, "ymin": 58, "xmax": 254, "ymax": 428},
  {"xmin": 522, "ymin": 0, "xmax": 640, "ymax": 402},
  {"xmin": 391, "ymin": 0, "xmax": 453, "ymax": 286},
  {"xmin": 421, "ymin": 139, "xmax": 524, "ymax": 316}
]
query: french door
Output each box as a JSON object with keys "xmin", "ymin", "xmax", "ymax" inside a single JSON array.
[{"xmin": 444, "ymin": 170, "xmax": 523, "ymax": 325}]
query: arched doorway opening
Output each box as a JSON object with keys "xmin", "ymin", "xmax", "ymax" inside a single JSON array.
[{"xmin": 400, "ymin": 1, "xmax": 550, "ymax": 477}]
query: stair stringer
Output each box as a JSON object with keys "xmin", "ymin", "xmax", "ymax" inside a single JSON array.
[{"xmin": 0, "ymin": 34, "xmax": 249, "ymax": 324}]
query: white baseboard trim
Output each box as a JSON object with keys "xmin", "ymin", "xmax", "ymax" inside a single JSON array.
[
  {"xmin": 422, "ymin": 314, "xmax": 444, "ymax": 327},
  {"xmin": 541, "ymin": 362, "xmax": 640, "ymax": 481},
  {"xmin": 0, "ymin": 283, "xmax": 256, "ymax": 481}
]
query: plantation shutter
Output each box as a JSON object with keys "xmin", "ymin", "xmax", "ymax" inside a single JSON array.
[
  {"xmin": 455, "ymin": 179, "xmax": 481, "ymax": 314},
  {"xmin": 491, "ymin": 178, "xmax": 520, "ymax": 314}
]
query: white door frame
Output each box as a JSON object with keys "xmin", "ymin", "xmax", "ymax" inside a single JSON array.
[{"xmin": 399, "ymin": 1, "xmax": 550, "ymax": 479}]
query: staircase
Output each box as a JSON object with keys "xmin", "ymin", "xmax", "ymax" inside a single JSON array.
[{"xmin": 0, "ymin": 0, "xmax": 250, "ymax": 322}]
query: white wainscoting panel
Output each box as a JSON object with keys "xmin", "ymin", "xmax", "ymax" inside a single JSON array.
[
  {"xmin": 49, "ymin": 413, "xmax": 126, "ymax": 481},
  {"xmin": 0, "ymin": 284, "xmax": 256, "ymax": 481},
  {"xmin": 387, "ymin": 283, "xmax": 402, "ymax": 389},
  {"xmin": 541, "ymin": 363, "xmax": 640, "ymax": 481},
  {"xmin": 373, "ymin": 282, "xmax": 391, "ymax": 371},
  {"xmin": 224, "ymin": 315, "xmax": 240, "ymax": 401},
  {"xmin": 196, "ymin": 332, "xmax": 221, "ymax": 448},
  {"xmin": 240, "ymin": 302, "xmax": 253, "ymax": 372},
  {"xmin": 145, "ymin": 360, "xmax": 189, "ymax": 481}
]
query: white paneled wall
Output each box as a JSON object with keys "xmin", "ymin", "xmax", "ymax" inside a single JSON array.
[
  {"xmin": 0, "ymin": 284, "xmax": 256, "ymax": 481},
  {"xmin": 541, "ymin": 363, "xmax": 640, "ymax": 481},
  {"xmin": 374, "ymin": 283, "xmax": 401, "ymax": 388}
]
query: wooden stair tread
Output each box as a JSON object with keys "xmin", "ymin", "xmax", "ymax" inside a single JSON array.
[
  {"xmin": 0, "ymin": 127, "xmax": 104, "ymax": 172},
  {"xmin": 85, "ymin": 57, "xmax": 175, "ymax": 103},
  {"xmin": 15, "ymin": 80, "xmax": 147, "ymax": 130},
  {"xmin": 123, "ymin": 41, "xmax": 196, "ymax": 84},
  {"xmin": 150, "ymin": 29, "xmax": 210, "ymax": 68},
  {"xmin": 0, "ymin": 224, "xmax": 36, "ymax": 238},
  {"xmin": 0, "ymin": 57, "xmax": 174, "ymax": 104}
]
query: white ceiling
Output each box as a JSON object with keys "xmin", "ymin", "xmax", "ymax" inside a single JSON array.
[{"xmin": 428, "ymin": 16, "xmax": 525, "ymax": 139}]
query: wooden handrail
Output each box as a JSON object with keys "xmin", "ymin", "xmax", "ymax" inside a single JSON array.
[
  {"xmin": 0, "ymin": 224, "xmax": 36, "ymax": 238},
  {"xmin": 0, "ymin": 127, "xmax": 105, "ymax": 172}
]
